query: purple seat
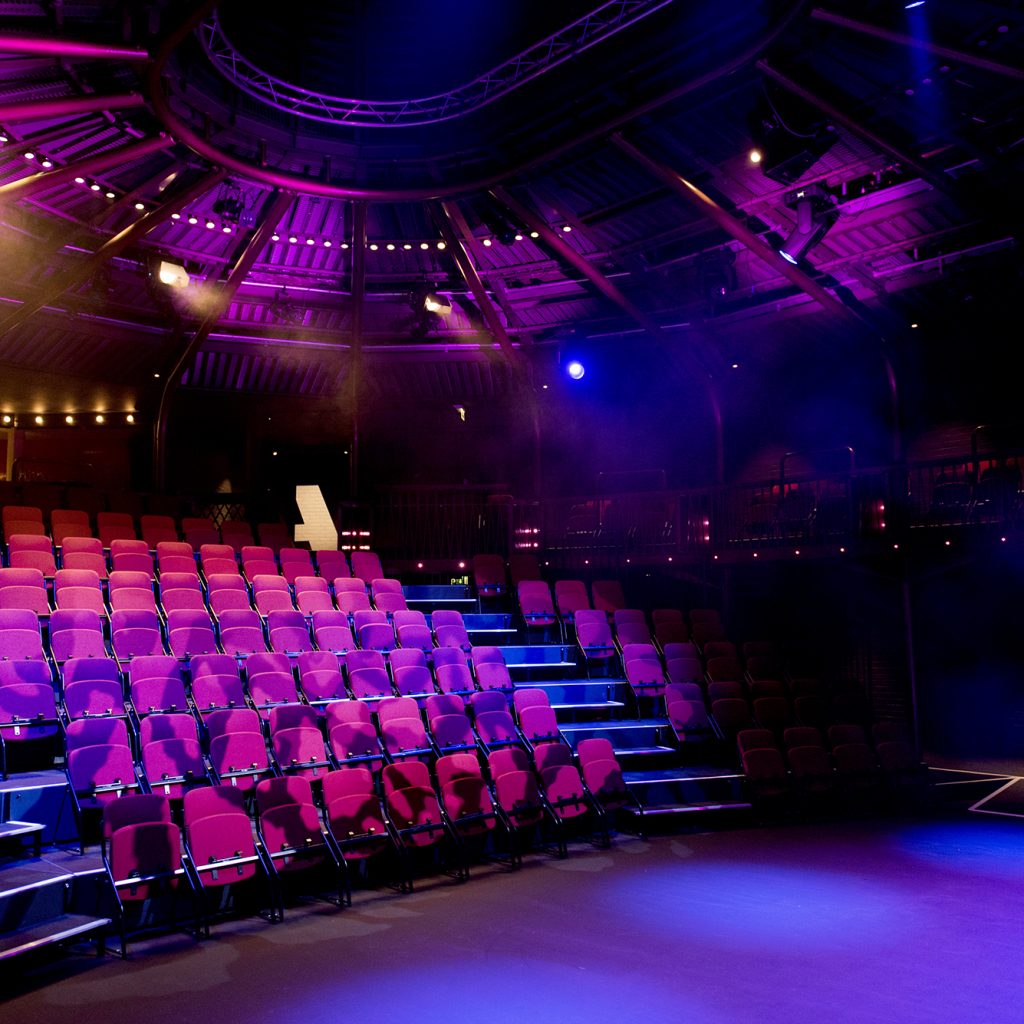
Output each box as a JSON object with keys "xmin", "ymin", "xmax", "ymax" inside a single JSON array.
[
  {"xmin": 97, "ymin": 512, "xmax": 137, "ymax": 548},
  {"xmin": 110, "ymin": 608, "xmax": 165, "ymax": 661},
  {"xmin": 575, "ymin": 609, "xmax": 616, "ymax": 662},
  {"xmin": 429, "ymin": 710, "xmax": 477, "ymax": 755},
  {"xmin": 272, "ymin": 726, "xmax": 332, "ymax": 781},
  {"xmin": 472, "ymin": 554, "xmax": 506, "ymax": 598},
  {"xmin": 53, "ymin": 568, "xmax": 106, "ymax": 614},
  {"xmin": 432, "ymin": 609, "xmax": 472, "ymax": 652},
  {"xmin": 393, "ymin": 663, "xmax": 436, "ymax": 702},
  {"xmin": 219, "ymin": 608, "xmax": 269, "ymax": 657},
  {"xmin": 242, "ymin": 546, "xmax": 279, "ymax": 585},
  {"xmin": 0, "ymin": 607, "xmax": 47, "ymax": 661},
  {"xmin": 166, "ymin": 608, "xmax": 219, "ymax": 659},
  {"xmin": 61, "ymin": 537, "xmax": 109, "ymax": 580},
  {"xmin": 353, "ymin": 610, "xmax": 396, "ymax": 653},
  {"xmin": 315, "ymin": 550, "xmax": 349, "ymax": 580},
  {"xmin": 65, "ymin": 716, "xmax": 131, "ymax": 752},
  {"xmin": 201, "ymin": 545, "xmax": 241, "ymax": 579},
  {"xmin": 435, "ymin": 662, "xmax": 476, "ymax": 700},
  {"xmin": 267, "ymin": 609, "xmax": 313, "ymax": 655},
  {"xmin": 294, "ymin": 576, "xmax": 333, "ymax": 615},
  {"xmin": 209, "ymin": 731, "xmax": 273, "ymax": 793},
  {"xmin": 327, "ymin": 707, "xmax": 385, "ymax": 772},
  {"xmin": 0, "ymin": 567, "xmax": 51, "ymax": 616},
  {"xmin": 667, "ymin": 698, "xmax": 716, "ymax": 743},
  {"xmin": 591, "ymin": 579, "xmax": 626, "ymax": 613},
  {"xmin": 518, "ymin": 705, "xmax": 562, "ymax": 749},
  {"xmin": 437, "ymin": 753, "xmax": 496, "ymax": 839},
  {"xmin": 158, "ymin": 572, "xmax": 206, "ymax": 614},
  {"xmin": 346, "ymin": 649, "xmax": 393, "ymax": 701},
  {"xmin": 252, "ymin": 574, "xmax": 295, "ymax": 616},
  {"xmin": 110, "ymin": 539, "xmax": 155, "ymax": 577},
  {"xmin": 107, "ymin": 570, "xmax": 157, "ymax": 612},
  {"xmin": 8, "ymin": 534, "xmax": 57, "ymax": 577},
  {"xmin": 577, "ymin": 738, "xmax": 630, "ymax": 812},
  {"xmin": 245, "ymin": 652, "xmax": 300, "ymax": 718},
  {"xmin": 323, "ymin": 768, "xmax": 391, "ymax": 869},
  {"xmin": 67, "ymin": 743, "xmax": 141, "ymax": 811},
  {"xmin": 191, "ymin": 669, "xmax": 248, "ymax": 717},
  {"xmin": 141, "ymin": 735, "xmax": 210, "ymax": 800},
  {"xmin": 0, "ymin": 682, "xmax": 60, "ymax": 748},
  {"xmin": 311, "ymin": 610, "xmax": 356, "ymax": 655},
  {"xmin": 128, "ymin": 656, "xmax": 189, "ymax": 716},
  {"xmin": 64, "ymin": 671, "xmax": 128, "ymax": 721},
  {"xmin": 156, "ymin": 541, "xmax": 198, "ymax": 576},
  {"xmin": 49, "ymin": 608, "xmax": 107, "ymax": 662},
  {"xmin": 337, "ymin": 589, "xmax": 372, "ymax": 616},
  {"xmin": 207, "ymin": 574, "xmax": 252, "ymax": 616},
  {"xmin": 350, "ymin": 551, "xmax": 384, "ymax": 583},
  {"xmin": 297, "ymin": 651, "xmax": 347, "ymax": 707},
  {"xmin": 279, "ymin": 548, "xmax": 315, "ymax": 585},
  {"xmin": 554, "ymin": 579, "xmax": 590, "ymax": 622},
  {"xmin": 517, "ymin": 580, "xmax": 557, "ymax": 631}
]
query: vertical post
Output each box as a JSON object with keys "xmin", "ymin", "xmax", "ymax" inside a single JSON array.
[
  {"xmin": 349, "ymin": 201, "xmax": 367, "ymax": 499},
  {"xmin": 902, "ymin": 575, "xmax": 922, "ymax": 757}
]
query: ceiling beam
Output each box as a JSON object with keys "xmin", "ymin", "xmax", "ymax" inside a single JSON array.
[
  {"xmin": 610, "ymin": 133, "xmax": 861, "ymax": 325},
  {"xmin": 0, "ymin": 135, "xmax": 175, "ymax": 202},
  {"xmin": 811, "ymin": 8, "xmax": 1024, "ymax": 81},
  {"xmin": 0, "ymin": 168, "xmax": 226, "ymax": 339},
  {"xmin": 153, "ymin": 188, "xmax": 293, "ymax": 487},
  {"xmin": 0, "ymin": 34, "xmax": 149, "ymax": 61},
  {"xmin": 0, "ymin": 93, "xmax": 146, "ymax": 123}
]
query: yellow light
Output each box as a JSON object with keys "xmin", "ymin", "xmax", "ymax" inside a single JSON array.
[
  {"xmin": 34, "ymin": 415, "xmax": 44, "ymax": 425},
  {"xmin": 126, "ymin": 413, "xmax": 135, "ymax": 424},
  {"xmin": 1, "ymin": 414, "xmax": 11, "ymax": 425},
  {"xmin": 65, "ymin": 415, "xmax": 75, "ymax": 425},
  {"xmin": 95, "ymin": 414, "xmax": 105, "ymax": 424},
  {"xmin": 134, "ymin": 202, "xmax": 145, "ymax": 211},
  {"xmin": 437, "ymin": 241, "xmax": 446, "ymax": 250},
  {"xmin": 749, "ymin": 148, "xmax": 763, "ymax": 164}
]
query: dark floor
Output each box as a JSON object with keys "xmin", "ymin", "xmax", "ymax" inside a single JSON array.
[{"xmin": 4, "ymin": 812, "xmax": 1024, "ymax": 1023}]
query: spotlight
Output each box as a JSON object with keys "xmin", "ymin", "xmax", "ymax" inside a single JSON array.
[
  {"xmin": 171, "ymin": 212, "xmax": 181, "ymax": 220},
  {"xmin": 436, "ymin": 241, "xmax": 446, "ymax": 250},
  {"xmin": 271, "ymin": 233, "xmax": 280, "ymax": 241},
  {"xmin": 34, "ymin": 415, "xmax": 44, "ymax": 425},
  {"xmin": 289, "ymin": 235, "xmax": 298, "ymax": 244},
  {"xmin": 369, "ymin": 243, "xmax": 378, "ymax": 251},
  {"xmin": 529, "ymin": 231, "xmax": 539, "ymax": 238},
  {"xmin": 341, "ymin": 242, "xmax": 349, "ymax": 249},
  {"xmin": 905, "ymin": 1, "xmax": 925, "ymax": 7},
  {"xmin": 188, "ymin": 215, "xmax": 198, "ymax": 225},
  {"xmin": 749, "ymin": 148, "xmax": 763, "ymax": 164},
  {"xmin": 778, "ymin": 184, "xmax": 838, "ymax": 265},
  {"xmin": 748, "ymin": 88, "xmax": 837, "ymax": 184},
  {"xmin": 90, "ymin": 183, "xmax": 101, "ymax": 191},
  {"xmin": 324, "ymin": 240, "xmax": 332, "ymax": 248},
  {"xmin": 403, "ymin": 243, "xmax": 412, "ymax": 250},
  {"xmin": 65, "ymin": 414, "xmax": 75, "ymax": 425},
  {"xmin": 134, "ymin": 202, "xmax": 145, "ymax": 211},
  {"xmin": 126, "ymin": 413, "xmax": 135, "ymax": 424},
  {"xmin": 74, "ymin": 177, "xmax": 85, "ymax": 184},
  {"xmin": 205, "ymin": 220, "xmax": 216, "ymax": 229},
  {"xmin": 420, "ymin": 242, "xmax": 429, "ymax": 250},
  {"xmin": 105, "ymin": 192, "xmax": 115, "ymax": 199},
  {"xmin": 482, "ymin": 238, "xmax": 492, "ymax": 247},
  {"xmin": 222, "ymin": 225, "xmax": 232, "ymax": 233},
  {"xmin": 561, "ymin": 225, "xmax": 572, "ymax": 232},
  {"xmin": 306, "ymin": 238, "xmax": 315, "ymax": 246},
  {"xmin": 1, "ymin": 414, "xmax": 11, "ymax": 424},
  {"xmin": 24, "ymin": 152, "xmax": 34, "ymax": 160},
  {"xmin": 566, "ymin": 360, "xmax": 586, "ymax": 380},
  {"xmin": 386, "ymin": 243, "xmax": 396, "ymax": 250},
  {"xmin": 156, "ymin": 259, "xmax": 190, "ymax": 289},
  {"xmin": 95, "ymin": 414, "xmax": 105, "ymax": 424},
  {"xmin": 423, "ymin": 292, "xmax": 452, "ymax": 316},
  {"xmin": 41, "ymin": 159, "xmax": 52, "ymax": 168}
]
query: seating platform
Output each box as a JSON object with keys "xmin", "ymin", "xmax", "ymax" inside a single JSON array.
[
  {"xmin": 462, "ymin": 613, "xmax": 517, "ymax": 643},
  {"xmin": 622, "ymin": 767, "xmax": 751, "ymax": 819},
  {"xmin": 403, "ymin": 585, "xmax": 476, "ymax": 611}
]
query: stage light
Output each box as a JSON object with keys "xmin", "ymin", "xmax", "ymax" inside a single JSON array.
[
  {"xmin": 95, "ymin": 414, "xmax": 105, "ymax": 424},
  {"xmin": 306, "ymin": 238, "xmax": 315, "ymax": 246},
  {"xmin": 65, "ymin": 415, "xmax": 75, "ymax": 425},
  {"xmin": 423, "ymin": 292, "xmax": 452, "ymax": 316},
  {"xmin": 369, "ymin": 243, "xmax": 378, "ymax": 251},
  {"xmin": 324, "ymin": 240, "xmax": 332, "ymax": 248},
  {"xmin": 778, "ymin": 184, "xmax": 838, "ymax": 265},
  {"xmin": 289, "ymin": 235, "xmax": 298, "ymax": 244},
  {"xmin": 205, "ymin": 220, "xmax": 215, "ymax": 229},
  {"xmin": 171, "ymin": 212, "xmax": 181, "ymax": 220},
  {"xmin": 157, "ymin": 259, "xmax": 190, "ymax": 289},
  {"xmin": 222, "ymin": 225, "xmax": 232, "ymax": 233},
  {"xmin": 905, "ymin": 1, "xmax": 925, "ymax": 8},
  {"xmin": 188, "ymin": 215, "xmax": 198, "ymax": 224},
  {"xmin": 341, "ymin": 242, "xmax": 349, "ymax": 249},
  {"xmin": 386, "ymin": 243, "xmax": 395, "ymax": 250},
  {"xmin": 105, "ymin": 192, "xmax": 115, "ymax": 199},
  {"xmin": 566, "ymin": 360, "xmax": 585, "ymax": 380},
  {"xmin": 24, "ymin": 152, "xmax": 34, "ymax": 160},
  {"xmin": 420, "ymin": 242, "xmax": 429, "ymax": 250},
  {"xmin": 34, "ymin": 415, "xmax": 43, "ymax": 425},
  {"xmin": 126, "ymin": 413, "xmax": 135, "ymax": 424},
  {"xmin": 134, "ymin": 202, "xmax": 145, "ymax": 211},
  {"xmin": 90, "ymin": 183, "xmax": 101, "ymax": 191},
  {"xmin": 529, "ymin": 231, "xmax": 539, "ymax": 238},
  {"xmin": 1, "ymin": 415, "xmax": 11, "ymax": 425},
  {"xmin": 749, "ymin": 148, "xmax": 763, "ymax": 164},
  {"xmin": 74, "ymin": 177, "xmax": 85, "ymax": 184},
  {"xmin": 403, "ymin": 243, "xmax": 412, "ymax": 250},
  {"xmin": 436, "ymin": 241, "xmax": 446, "ymax": 250},
  {"xmin": 482, "ymin": 238, "xmax": 492, "ymax": 247},
  {"xmin": 561, "ymin": 225, "xmax": 572, "ymax": 232},
  {"xmin": 41, "ymin": 158, "xmax": 52, "ymax": 168},
  {"xmin": 514, "ymin": 234, "xmax": 523, "ymax": 241},
  {"xmin": 271, "ymin": 233, "xmax": 280, "ymax": 241}
]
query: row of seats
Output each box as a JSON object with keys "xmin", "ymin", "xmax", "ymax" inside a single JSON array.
[
  {"xmin": 99, "ymin": 728, "xmax": 625, "ymax": 951},
  {"xmin": 2, "ymin": 504, "xmax": 292, "ymax": 551}
]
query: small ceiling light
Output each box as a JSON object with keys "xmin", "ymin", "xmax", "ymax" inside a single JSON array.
[
  {"xmin": 436, "ymin": 241, "xmax": 446, "ymax": 250},
  {"xmin": 205, "ymin": 220, "xmax": 216, "ymax": 229},
  {"xmin": 911, "ymin": 322, "xmax": 919, "ymax": 328},
  {"xmin": 482, "ymin": 238, "xmax": 492, "ymax": 247},
  {"xmin": 34, "ymin": 414, "xmax": 44, "ymax": 425},
  {"xmin": 529, "ymin": 231, "xmax": 539, "ymax": 238},
  {"xmin": 171, "ymin": 212, "xmax": 181, "ymax": 220},
  {"xmin": 126, "ymin": 413, "xmax": 135, "ymax": 424},
  {"xmin": 288, "ymin": 235, "xmax": 298, "ymax": 244},
  {"xmin": 90, "ymin": 183, "xmax": 101, "ymax": 191},
  {"xmin": 369, "ymin": 243, "xmax": 379, "ymax": 251},
  {"xmin": 24, "ymin": 152, "xmax": 35, "ymax": 160},
  {"xmin": 341, "ymin": 242, "xmax": 349, "ymax": 249},
  {"xmin": 731, "ymin": 363, "xmax": 739, "ymax": 369},
  {"xmin": 306, "ymin": 237, "xmax": 315, "ymax": 246},
  {"xmin": 386, "ymin": 243, "xmax": 396, "ymax": 251},
  {"xmin": 541, "ymin": 384, "xmax": 549, "ymax": 390},
  {"xmin": 95, "ymin": 414, "xmax": 105, "ymax": 424},
  {"xmin": 41, "ymin": 158, "xmax": 52, "ymax": 168},
  {"xmin": 1, "ymin": 414, "xmax": 11, "ymax": 424},
  {"xmin": 566, "ymin": 360, "xmax": 585, "ymax": 381},
  {"xmin": 420, "ymin": 242, "xmax": 429, "ymax": 250},
  {"xmin": 74, "ymin": 176, "xmax": 86, "ymax": 184},
  {"xmin": 271, "ymin": 233, "xmax": 280, "ymax": 241},
  {"xmin": 403, "ymin": 243, "xmax": 412, "ymax": 250},
  {"xmin": 65, "ymin": 414, "xmax": 75, "ymax": 425},
  {"xmin": 272, "ymin": 450, "xmax": 278, "ymax": 457},
  {"xmin": 187, "ymin": 215, "xmax": 198, "ymax": 224},
  {"xmin": 323, "ymin": 240, "xmax": 332, "ymax": 248},
  {"xmin": 514, "ymin": 234, "xmax": 523, "ymax": 241},
  {"xmin": 153, "ymin": 372, "xmax": 160, "ymax": 379},
  {"xmin": 749, "ymin": 148, "xmax": 763, "ymax": 164},
  {"xmin": 134, "ymin": 202, "xmax": 145, "ymax": 211},
  {"xmin": 105, "ymin": 191, "xmax": 115, "ymax": 199},
  {"xmin": 222, "ymin": 225, "xmax": 232, "ymax": 233},
  {"xmin": 417, "ymin": 562, "xmax": 424, "ymax": 570},
  {"xmin": 458, "ymin": 561, "xmax": 466, "ymax": 570},
  {"xmin": 561, "ymin": 224, "xmax": 572, "ymax": 232}
]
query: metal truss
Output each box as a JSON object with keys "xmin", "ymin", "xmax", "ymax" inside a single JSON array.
[{"xmin": 199, "ymin": 0, "xmax": 674, "ymax": 128}]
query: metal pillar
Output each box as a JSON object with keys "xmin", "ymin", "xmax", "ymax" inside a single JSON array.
[
  {"xmin": 348, "ymin": 200, "xmax": 367, "ymax": 499},
  {"xmin": 153, "ymin": 188, "xmax": 292, "ymax": 489},
  {"xmin": 0, "ymin": 34, "xmax": 149, "ymax": 61}
]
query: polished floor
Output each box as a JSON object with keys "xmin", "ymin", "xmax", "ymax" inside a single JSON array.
[{"xmin": 4, "ymin": 812, "xmax": 1024, "ymax": 1024}]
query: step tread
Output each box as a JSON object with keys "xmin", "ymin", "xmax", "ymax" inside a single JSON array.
[
  {"xmin": 0, "ymin": 821, "xmax": 46, "ymax": 839},
  {"xmin": 0, "ymin": 913, "xmax": 110, "ymax": 960},
  {"xmin": 625, "ymin": 802, "xmax": 752, "ymax": 816},
  {"xmin": 559, "ymin": 719, "xmax": 669, "ymax": 732}
]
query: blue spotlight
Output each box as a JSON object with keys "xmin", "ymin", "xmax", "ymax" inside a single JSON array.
[
  {"xmin": 778, "ymin": 249, "xmax": 799, "ymax": 265},
  {"xmin": 905, "ymin": 1, "xmax": 925, "ymax": 8},
  {"xmin": 566, "ymin": 360, "xmax": 586, "ymax": 380}
]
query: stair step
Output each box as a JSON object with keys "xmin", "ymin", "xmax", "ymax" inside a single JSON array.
[
  {"xmin": 626, "ymin": 802, "xmax": 752, "ymax": 816},
  {"xmin": 0, "ymin": 821, "xmax": 45, "ymax": 840},
  {"xmin": 0, "ymin": 913, "xmax": 110, "ymax": 961}
]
